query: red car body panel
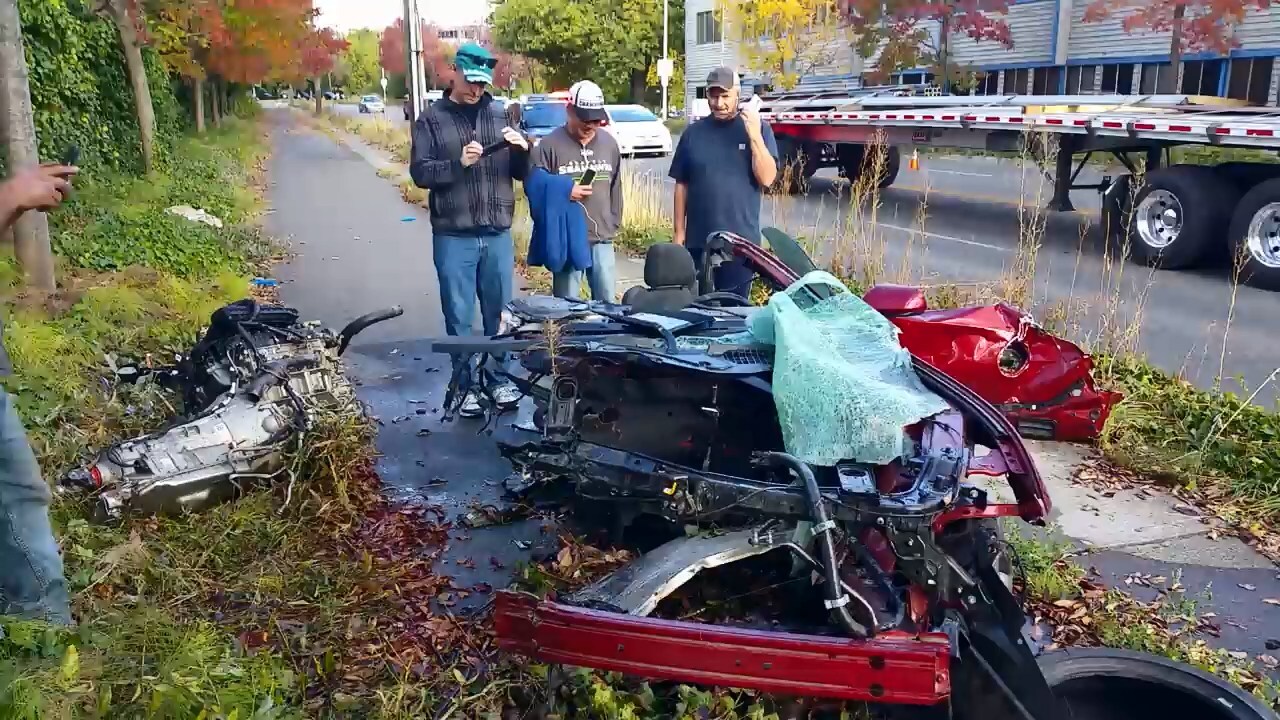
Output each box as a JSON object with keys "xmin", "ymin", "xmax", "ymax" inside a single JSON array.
[{"xmin": 494, "ymin": 592, "xmax": 955, "ymax": 705}]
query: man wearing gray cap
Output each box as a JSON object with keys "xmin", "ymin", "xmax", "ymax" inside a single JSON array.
[{"xmin": 669, "ymin": 66, "xmax": 778, "ymax": 296}]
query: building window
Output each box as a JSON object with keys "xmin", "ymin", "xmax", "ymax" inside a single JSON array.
[
  {"xmin": 974, "ymin": 70, "xmax": 1000, "ymax": 95},
  {"xmin": 696, "ymin": 11, "xmax": 722, "ymax": 45},
  {"xmin": 1099, "ymin": 63, "xmax": 1135, "ymax": 94},
  {"xmin": 1139, "ymin": 62, "xmax": 1179, "ymax": 93},
  {"xmin": 1066, "ymin": 65, "xmax": 1097, "ymax": 94},
  {"xmin": 1031, "ymin": 66, "xmax": 1062, "ymax": 95},
  {"xmin": 1181, "ymin": 60, "xmax": 1224, "ymax": 96},
  {"xmin": 1005, "ymin": 68, "xmax": 1030, "ymax": 94},
  {"xmin": 1226, "ymin": 57, "xmax": 1273, "ymax": 104},
  {"xmin": 695, "ymin": 86, "xmax": 707, "ymax": 99}
]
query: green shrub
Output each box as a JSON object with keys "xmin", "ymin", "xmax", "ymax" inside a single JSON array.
[{"xmin": 17, "ymin": 0, "xmax": 186, "ymax": 174}]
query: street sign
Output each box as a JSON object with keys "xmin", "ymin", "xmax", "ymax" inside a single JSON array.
[
  {"xmin": 657, "ymin": 58, "xmax": 674, "ymax": 86},
  {"xmin": 380, "ymin": 76, "xmax": 389, "ymax": 90}
]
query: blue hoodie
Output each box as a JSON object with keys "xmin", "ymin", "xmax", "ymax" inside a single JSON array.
[{"xmin": 525, "ymin": 166, "xmax": 592, "ymax": 273}]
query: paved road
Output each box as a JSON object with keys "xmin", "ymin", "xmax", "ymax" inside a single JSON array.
[
  {"xmin": 629, "ymin": 150, "xmax": 1279, "ymax": 405},
  {"xmin": 265, "ymin": 109, "xmax": 549, "ymax": 610}
]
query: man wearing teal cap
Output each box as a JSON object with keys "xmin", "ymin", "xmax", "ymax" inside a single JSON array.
[{"xmin": 411, "ymin": 42, "xmax": 530, "ymax": 417}]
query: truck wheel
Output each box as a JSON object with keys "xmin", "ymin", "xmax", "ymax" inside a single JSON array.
[
  {"xmin": 772, "ymin": 135, "xmax": 818, "ymax": 194},
  {"xmin": 1128, "ymin": 165, "xmax": 1238, "ymax": 270},
  {"xmin": 838, "ymin": 144, "xmax": 900, "ymax": 190},
  {"xmin": 1227, "ymin": 177, "xmax": 1280, "ymax": 291}
]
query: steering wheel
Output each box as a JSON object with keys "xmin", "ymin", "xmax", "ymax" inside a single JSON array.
[{"xmin": 693, "ymin": 291, "xmax": 752, "ymax": 308}]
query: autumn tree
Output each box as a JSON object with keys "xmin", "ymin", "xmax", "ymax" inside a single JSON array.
[
  {"xmin": 1083, "ymin": 0, "xmax": 1274, "ymax": 92},
  {"xmin": 719, "ymin": 0, "xmax": 839, "ymax": 90},
  {"xmin": 839, "ymin": 0, "xmax": 1013, "ymax": 89},
  {"xmin": 337, "ymin": 28, "xmax": 381, "ymax": 93},
  {"xmin": 299, "ymin": 27, "xmax": 349, "ymax": 113}
]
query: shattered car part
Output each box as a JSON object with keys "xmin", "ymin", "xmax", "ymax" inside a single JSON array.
[
  {"xmin": 741, "ymin": 229, "xmax": 1121, "ymax": 442},
  {"xmin": 60, "ymin": 300, "xmax": 403, "ymax": 521}
]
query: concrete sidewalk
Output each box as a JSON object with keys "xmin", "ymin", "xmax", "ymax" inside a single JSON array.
[{"xmin": 312, "ymin": 109, "xmax": 1280, "ymax": 663}]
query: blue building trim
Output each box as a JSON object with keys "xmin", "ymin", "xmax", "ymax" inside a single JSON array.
[{"xmin": 1219, "ymin": 62, "xmax": 1231, "ymax": 96}]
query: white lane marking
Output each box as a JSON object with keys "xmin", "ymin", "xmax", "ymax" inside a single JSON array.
[
  {"xmin": 875, "ymin": 222, "xmax": 1009, "ymax": 252},
  {"xmin": 922, "ymin": 169, "xmax": 994, "ymax": 177}
]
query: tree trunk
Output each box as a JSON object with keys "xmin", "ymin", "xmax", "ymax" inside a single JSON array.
[
  {"xmin": 211, "ymin": 78, "xmax": 222, "ymax": 127},
  {"xmin": 314, "ymin": 77, "xmax": 323, "ymax": 114},
  {"xmin": 194, "ymin": 76, "xmax": 206, "ymax": 133},
  {"xmin": 106, "ymin": 0, "xmax": 156, "ymax": 173},
  {"xmin": 1166, "ymin": 4, "xmax": 1186, "ymax": 94},
  {"xmin": 0, "ymin": 0, "xmax": 56, "ymax": 292}
]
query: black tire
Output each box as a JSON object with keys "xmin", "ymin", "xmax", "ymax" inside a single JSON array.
[
  {"xmin": 836, "ymin": 144, "xmax": 901, "ymax": 191},
  {"xmin": 1226, "ymin": 177, "xmax": 1280, "ymax": 291},
  {"xmin": 1127, "ymin": 164, "xmax": 1238, "ymax": 269},
  {"xmin": 1214, "ymin": 161, "xmax": 1280, "ymax": 192},
  {"xmin": 772, "ymin": 135, "xmax": 818, "ymax": 195},
  {"xmin": 1037, "ymin": 648, "xmax": 1276, "ymax": 720}
]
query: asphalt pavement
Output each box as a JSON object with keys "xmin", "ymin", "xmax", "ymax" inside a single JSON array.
[{"xmin": 265, "ymin": 109, "xmax": 550, "ymax": 610}]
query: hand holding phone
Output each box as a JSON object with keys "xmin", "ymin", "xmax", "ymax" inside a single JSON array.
[
  {"xmin": 579, "ymin": 168, "xmax": 597, "ymax": 186},
  {"xmin": 61, "ymin": 144, "xmax": 81, "ymax": 167}
]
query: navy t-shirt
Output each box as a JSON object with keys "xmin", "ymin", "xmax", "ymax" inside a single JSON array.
[{"xmin": 668, "ymin": 114, "xmax": 779, "ymax": 250}]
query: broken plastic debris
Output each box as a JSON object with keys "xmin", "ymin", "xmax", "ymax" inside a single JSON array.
[
  {"xmin": 251, "ymin": 278, "xmax": 279, "ymax": 287},
  {"xmin": 166, "ymin": 205, "xmax": 224, "ymax": 228},
  {"xmin": 401, "ymin": 216, "xmax": 416, "ymax": 222}
]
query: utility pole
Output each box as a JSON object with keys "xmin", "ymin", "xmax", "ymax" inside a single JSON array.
[
  {"xmin": 403, "ymin": 0, "xmax": 428, "ymax": 123},
  {"xmin": 659, "ymin": 0, "xmax": 672, "ymax": 119}
]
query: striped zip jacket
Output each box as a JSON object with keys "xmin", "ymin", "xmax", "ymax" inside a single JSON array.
[{"xmin": 409, "ymin": 92, "xmax": 529, "ymax": 235}]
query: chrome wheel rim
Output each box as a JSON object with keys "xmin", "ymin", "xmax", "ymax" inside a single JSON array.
[
  {"xmin": 1135, "ymin": 189, "xmax": 1183, "ymax": 249},
  {"xmin": 1245, "ymin": 202, "xmax": 1280, "ymax": 269}
]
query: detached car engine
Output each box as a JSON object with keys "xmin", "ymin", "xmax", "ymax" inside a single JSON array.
[{"xmin": 60, "ymin": 299, "xmax": 403, "ymax": 521}]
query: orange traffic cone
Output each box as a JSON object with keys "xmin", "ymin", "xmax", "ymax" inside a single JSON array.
[{"xmin": 909, "ymin": 148, "xmax": 919, "ymax": 171}]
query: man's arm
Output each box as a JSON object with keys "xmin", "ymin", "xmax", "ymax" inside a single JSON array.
[
  {"xmin": 410, "ymin": 114, "xmax": 463, "ymax": 189},
  {"xmin": 668, "ymin": 133, "xmax": 691, "ymax": 245},
  {"xmin": 673, "ymin": 183, "xmax": 688, "ymax": 246},
  {"xmin": 743, "ymin": 109, "xmax": 778, "ymax": 188}
]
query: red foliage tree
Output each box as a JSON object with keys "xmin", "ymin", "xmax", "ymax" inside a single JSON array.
[
  {"xmin": 1083, "ymin": 0, "xmax": 1274, "ymax": 80},
  {"xmin": 380, "ymin": 18, "xmax": 407, "ymax": 76},
  {"xmin": 840, "ymin": 0, "xmax": 1013, "ymax": 88}
]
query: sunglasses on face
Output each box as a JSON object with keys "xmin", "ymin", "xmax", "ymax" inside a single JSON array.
[{"xmin": 458, "ymin": 53, "xmax": 498, "ymax": 69}]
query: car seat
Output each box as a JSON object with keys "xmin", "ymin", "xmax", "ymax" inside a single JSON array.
[{"xmin": 620, "ymin": 244, "xmax": 698, "ymax": 314}]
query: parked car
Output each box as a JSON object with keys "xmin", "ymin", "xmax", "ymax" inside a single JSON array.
[
  {"xmin": 358, "ymin": 95, "xmax": 385, "ymax": 114},
  {"xmin": 520, "ymin": 99, "xmax": 570, "ymax": 148},
  {"xmin": 604, "ymin": 104, "xmax": 672, "ymax": 157}
]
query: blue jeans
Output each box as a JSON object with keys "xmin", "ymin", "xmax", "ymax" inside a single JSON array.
[
  {"xmin": 552, "ymin": 242, "xmax": 617, "ymax": 302},
  {"xmin": 433, "ymin": 230, "xmax": 515, "ymax": 337},
  {"xmin": 0, "ymin": 391, "xmax": 70, "ymax": 625}
]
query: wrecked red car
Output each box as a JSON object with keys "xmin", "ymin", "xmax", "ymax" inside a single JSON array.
[{"xmin": 427, "ymin": 236, "xmax": 1262, "ymax": 720}]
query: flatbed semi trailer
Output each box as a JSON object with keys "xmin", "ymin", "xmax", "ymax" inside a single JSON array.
[{"xmin": 757, "ymin": 90, "xmax": 1280, "ymax": 291}]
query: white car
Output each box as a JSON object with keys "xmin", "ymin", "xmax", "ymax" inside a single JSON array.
[
  {"xmin": 358, "ymin": 95, "xmax": 385, "ymax": 114},
  {"xmin": 604, "ymin": 105, "xmax": 672, "ymax": 157}
]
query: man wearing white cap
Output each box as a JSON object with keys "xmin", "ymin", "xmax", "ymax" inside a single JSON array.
[
  {"xmin": 669, "ymin": 66, "xmax": 778, "ymax": 296},
  {"xmin": 532, "ymin": 80, "xmax": 622, "ymax": 302}
]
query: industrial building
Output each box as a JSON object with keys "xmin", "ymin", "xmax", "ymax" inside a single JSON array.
[{"xmin": 684, "ymin": 0, "xmax": 1280, "ymax": 108}]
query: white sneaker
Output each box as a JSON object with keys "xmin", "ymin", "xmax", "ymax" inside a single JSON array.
[
  {"xmin": 458, "ymin": 390, "xmax": 484, "ymax": 418},
  {"xmin": 492, "ymin": 383, "xmax": 523, "ymax": 409}
]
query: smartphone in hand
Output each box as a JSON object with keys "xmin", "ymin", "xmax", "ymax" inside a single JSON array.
[
  {"xmin": 61, "ymin": 144, "xmax": 81, "ymax": 167},
  {"xmin": 580, "ymin": 168, "xmax": 597, "ymax": 186}
]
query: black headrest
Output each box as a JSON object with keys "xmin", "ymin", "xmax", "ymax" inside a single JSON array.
[{"xmin": 644, "ymin": 243, "xmax": 696, "ymax": 290}]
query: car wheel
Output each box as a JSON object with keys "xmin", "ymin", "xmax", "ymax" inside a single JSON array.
[
  {"xmin": 1128, "ymin": 164, "xmax": 1238, "ymax": 269},
  {"xmin": 1227, "ymin": 177, "xmax": 1280, "ymax": 291}
]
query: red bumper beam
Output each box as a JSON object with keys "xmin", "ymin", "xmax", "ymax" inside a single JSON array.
[{"xmin": 494, "ymin": 591, "xmax": 953, "ymax": 705}]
